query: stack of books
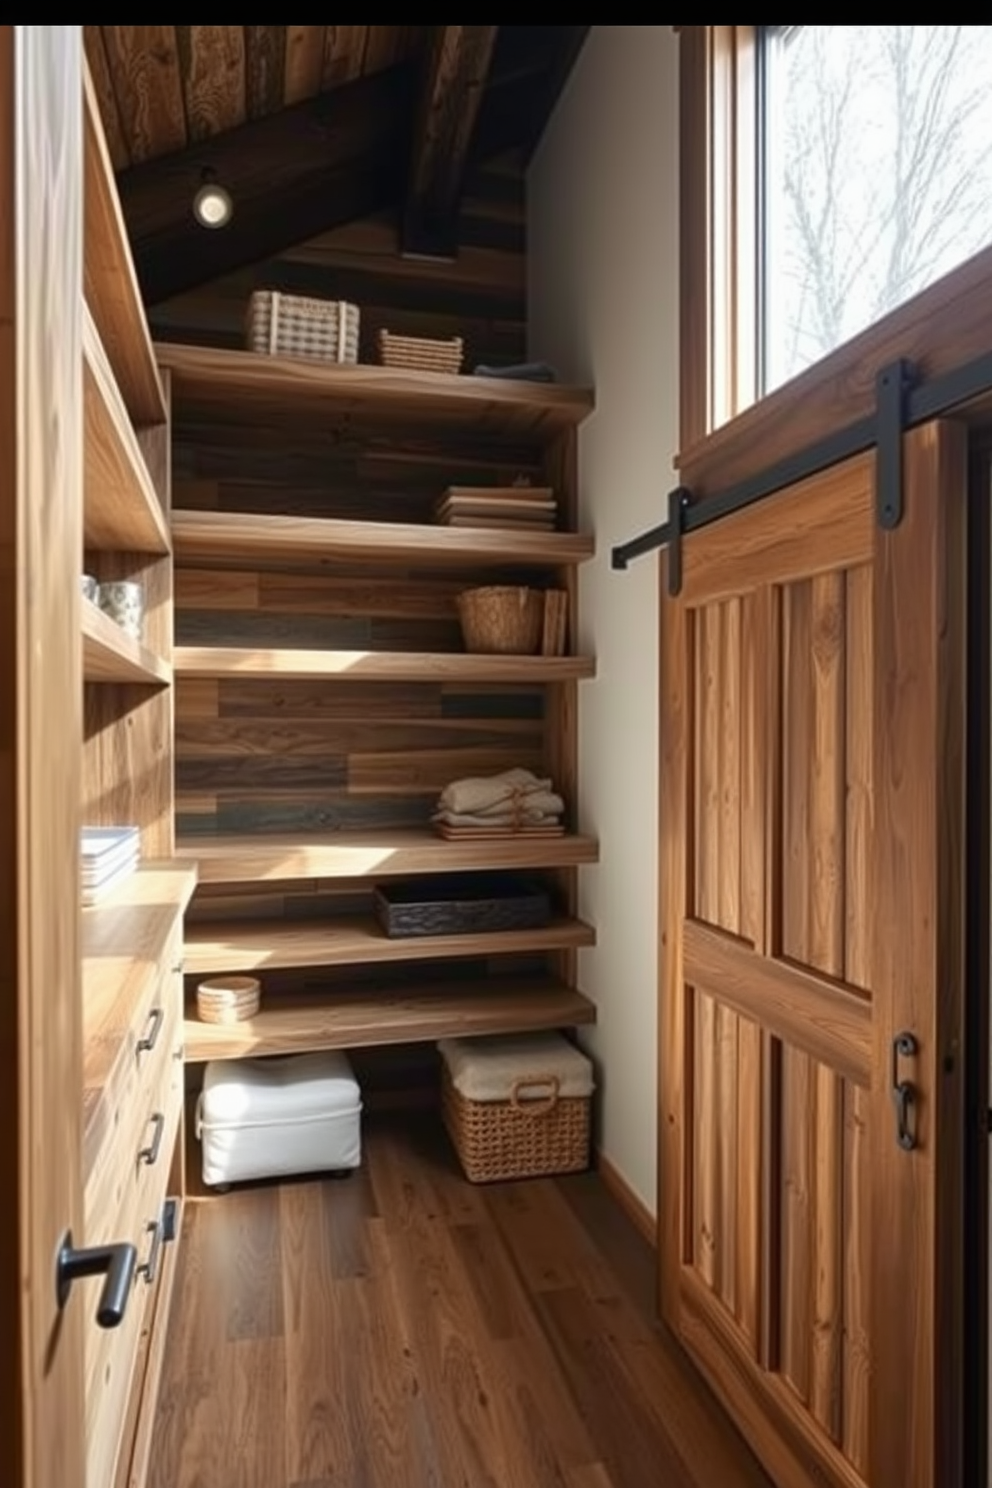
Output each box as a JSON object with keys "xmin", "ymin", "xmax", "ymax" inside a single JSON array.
[
  {"xmin": 435, "ymin": 486, "xmax": 557, "ymax": 531},
  {"xmin": 81, "ymin": 826, "xmax": 140, "ymax": 906}
]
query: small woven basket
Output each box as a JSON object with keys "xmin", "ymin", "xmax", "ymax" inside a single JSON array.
[
  {"xmin": 457, "ymin": 586, "xmax": 543, "ymax": 655},
  {"xmin": 196, "ymin": 975, "xmax": 261, "ymax": 1025},
  {"xmin": 246, "ymin": 290, "xmax": 360, "ymax": 364},
  {"xmin": 441, "ymin": 1065, "xmax": 590, "ymax": 1183},
  {"xmin": 377, "ymin": 329, "xmax": 463, "ymax": 374}
]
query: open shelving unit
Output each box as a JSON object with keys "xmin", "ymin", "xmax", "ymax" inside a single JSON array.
[
  {"xmin": 183, "ymin": 976, "xmax": 597, "ymax": 1064},
  {"xmin": 166, "ymin": 341, "xmax": 598, "ymax": 1061}
]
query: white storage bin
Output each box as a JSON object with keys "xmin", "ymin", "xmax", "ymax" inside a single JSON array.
[{"xmin": 196, "ymin": 1050, "xmax": 361, "ymax": 1188}]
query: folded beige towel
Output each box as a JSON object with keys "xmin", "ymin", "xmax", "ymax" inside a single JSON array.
[{"xmin": 439, "ymin": 767, "xmax": 551, "ymax": 817}]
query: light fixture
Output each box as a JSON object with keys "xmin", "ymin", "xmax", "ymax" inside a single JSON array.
[{"xmin": 192, "ymin": 170, "xmax": 233, "ymax": 230}]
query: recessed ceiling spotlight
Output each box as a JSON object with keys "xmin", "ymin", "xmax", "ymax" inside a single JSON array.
[{"xmin": 193, "ymin": 170, "xmax": 233, "ymax": 230}]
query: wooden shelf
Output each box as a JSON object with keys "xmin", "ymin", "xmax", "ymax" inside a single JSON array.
[
  {"xmin": 183, "ymin": 913, "xmax": 595, "ymax": 977},
  {"xmin": 155, "ymin": 342, "xmax": 595, "ymax": 440},
  {"xmin": 83, "ymin": 304, "xmax": 171, "ymax": 555},
  {"xmin": 84, "ymin": 61, "xmax": 166, "ymax": 427},
  {"xmin": 174, "ymin": 646, "xmax": 595, "ymax": 684},
  {"xmin": 183, "ymin": 974, "xmax": 596, "ymax": 1063},
  {"xmin": 82, "ymin": 598, "xmax": 171, "ymax": 685},
  {"xmin": 180, "ymin": 829, "xmax": 599, "ymax": 885},
  {"xmin": 82, "ymin": 862, "xmax": 198, "ymax": 1181},
  {"xmin": 171, "ymin": 508, "xmax": 595, "ymax": 569}
]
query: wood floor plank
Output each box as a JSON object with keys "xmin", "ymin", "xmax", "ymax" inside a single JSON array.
[{"xmin": 149, "ymin": 1117, "xmax": 773, "ymax": 1488}]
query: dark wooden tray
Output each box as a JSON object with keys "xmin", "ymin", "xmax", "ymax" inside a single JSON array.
[{"xmin": 373, "ymin": 874, "xmax": 552, "ymax": 939}]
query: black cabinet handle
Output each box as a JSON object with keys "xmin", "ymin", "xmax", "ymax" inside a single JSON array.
[
  {"xmin": 137, "ymin": 1218, "xmax": 164, "ymax": 1287},
  {"xmin": 137, "ymin": 1006, "xmax": 164, "ymax": 1054},
  {"xmin": 138, "ymin": 1111, "xmax": 166, "ymax": 1166},
  {"xmin": 56, "ymin": 1231, "xmax": 136, "ymax": 1329}
]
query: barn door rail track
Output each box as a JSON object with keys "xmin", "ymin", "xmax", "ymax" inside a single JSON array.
[{"xmin": 613, "ymin": 347, "xmax": 992, "ymax": 593}]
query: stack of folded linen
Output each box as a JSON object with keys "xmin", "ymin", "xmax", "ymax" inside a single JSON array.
[{"xmin": 433, "ymin": 767, "xmax": 565, "ymax": 839}]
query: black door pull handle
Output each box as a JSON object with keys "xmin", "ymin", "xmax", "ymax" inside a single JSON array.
[{"xmin": 55, "ymin": 1232, "xmax": 136, "ymax": 1328}]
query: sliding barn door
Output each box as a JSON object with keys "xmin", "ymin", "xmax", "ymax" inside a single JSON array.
[{"xmin": 659, "ymin": 423, "xmax": 965, "ymax": 1488}]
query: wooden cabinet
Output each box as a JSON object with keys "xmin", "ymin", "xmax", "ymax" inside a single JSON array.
[{"xmin": 80, "ymin": 62, "xmax": 191, "ymax": 1488}]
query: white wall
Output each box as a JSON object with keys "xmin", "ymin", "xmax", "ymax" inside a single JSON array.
[{"xmin": 528, "ymin": 25, "xmax": 679, "ymax": 1215}]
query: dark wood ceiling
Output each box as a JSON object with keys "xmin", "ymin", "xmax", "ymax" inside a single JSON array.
[{"xmin": 84, "ymin": 25, "xmax": 588, "ymax": 306}]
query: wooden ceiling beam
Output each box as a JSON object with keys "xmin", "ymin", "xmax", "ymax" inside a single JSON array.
[
  {"xmin": 118, "ymin": 64, "xmax": 417, "ymax": 306},
  {"xmin": 402, "ymin": 25, "xmax": 498, "ymax": 259}
]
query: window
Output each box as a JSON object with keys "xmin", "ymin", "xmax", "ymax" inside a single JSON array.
[{"xmin": 761, "ymin": 25, "xmax": 992, "ymax": 393}]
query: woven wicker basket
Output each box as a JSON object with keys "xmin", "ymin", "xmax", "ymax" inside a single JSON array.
[
  {"xmin": 377, "ymin": 329, "xmax": 463, "ymax": 374},
  {"xmin": 457, "ymin": 586, "xmax": 543, "ymax": 655},
  {"xmin": 196, "ymin": 975, "xmax": 261, "ymax": 1025},
  {"xmin": 246, "ymin": 290, "xmax": 360, "ymax": 364},
  {"xmin": 442, "ymin": 1065, "xmax": 590, "ymax": 1183}
]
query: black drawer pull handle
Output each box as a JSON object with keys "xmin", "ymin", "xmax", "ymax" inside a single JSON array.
[
  {"xmin": 139, "ymin": 1111, "xmax": 166, "ymax": 1166},
  {"xmin": 137, "ymin": 1006, "xmax": 164, "ymax": 1055},
  {"xmin": 56, "ymin": 1232, "xmax": 136, "ymax": 1329},
  {"xmin": 137, "ymin": 1218, "xmax": 164, "ymax": 1288}
]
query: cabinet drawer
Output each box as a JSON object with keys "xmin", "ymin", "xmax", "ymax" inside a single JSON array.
[
  {"xmin": 85, "ymin": 931, "xmax": 183, "ymax": 1248},
  {"xmin": 85, "ymin": 1090, "xmax": 182, "ymax": 1488}
]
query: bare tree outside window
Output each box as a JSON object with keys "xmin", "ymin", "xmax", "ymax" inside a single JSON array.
[{"xmin": 763, "ymin": 25, "xmax": 992, "ymax": 391}]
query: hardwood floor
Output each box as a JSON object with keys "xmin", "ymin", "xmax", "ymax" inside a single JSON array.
[{"xmin": 149, "ymin": 1115, "xmax": 773, "ymax": 1488}]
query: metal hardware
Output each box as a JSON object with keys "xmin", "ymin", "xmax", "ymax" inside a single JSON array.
[
  {"xmin": 162, "ymin": 1197, "xmax": 179, "ymax": 1244},
  {"xmin": 55, "ymin": 1231, "xmax": 136, "ymax": 1328},
  {"xmin": 137, "ymin": 1005, "xmax": 164, "ymax": 1054},
  {"xmin": 137, "ymin": 1217, "xmax": 164, "ymax": 1287},
  {"xmin": 891, "ymin": 1031, "xmax": 919, "ymax": 1151},
  {"xmin": 138, "ymin": 1110, "xmax": 166, "ymax": 1166},
  {"xmin": 666, "ymin": 488, "xmax": 690, "ymax": 596},
  {"xmin": 876, "ymin": 359, "xmax": 914, "ymax": 529},
  {"xmin": 611, "ymin": 338, "xmax": 992, "ymax": 571},
  {"xmin": 172, "ymin": 959, "xmax": 184, "ymax": 974}
]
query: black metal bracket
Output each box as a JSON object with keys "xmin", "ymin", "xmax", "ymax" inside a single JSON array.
[
  {"xmin": 876, "ymin": 358, "xmax": 916, "ymax": 530},
  {"xmin": 666, "ymin": 487, "xmax": 691, "ymax": 596}
]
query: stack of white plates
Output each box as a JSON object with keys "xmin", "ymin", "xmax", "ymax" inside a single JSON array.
[{"xmin": 81, "ymin": 826, "xmax": 140, "ymax": 906}]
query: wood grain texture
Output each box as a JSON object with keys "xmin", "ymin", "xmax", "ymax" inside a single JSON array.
[
  {"xmin": 84, "ymin": 305, "xmax": 170, "ymax": 553},
  {"xmin": 321, "ymin": 25, "xmax": 368, "ymax": 87},
  {"xmin": 404, "ymin": 26, "xmax": 499, "ymax": 256},
  {"xmin": 283, "ymin": 25, "xmax": 325, "ymax": 104},
  {"xmin": 183, "ymin": 975, "xmax": 596, "ymax": 1063},
  {"xmin": 0, "ymin": 28, "xmax": 86, "ymax": 1487},
  {"xmin": 157, "ymin": 342, "xmax": 594, "ymax": 440},
  {"xmin": 661, "ymin": 443, "xmax": 969, "ymax": 1488},
  {"xmin": 82, "ymin": 597, "xmax": 170, "ymax": 685},
  {"xmin": 868, "ymin": 421, "xmax": 967, "ymax": 1488},
  {"xmin": 181, "ymin": 828, "xmax": 599, "ymax": 884},
  {"xmin": 682, "ymin": 453, "xmax": 874, "ymax": 606},
  {"xmin": 172, "ymin": 508, "xmax": 594, "ymax": 568},
  {"xmin": 240, "ymin": 26, "xmax": 283, "ymax": 123},
  {"xmin": 682, "ymin": 923, "xmax": 870, "ymax": 1087},
  {"xmin": 175, "ymin": 27, "xmax": 245, "ymax": 142},
  {"xmin": 81, "ymin": 864, "xmax": 197, "ymax": 1183},
  {"xmin": 183, "ymin": 913, "xmax": 594, "ymax": 976},
  {"xmin": 148, "ymin": 1118, "xmax": 771, "ymax": 1488},
  {"xmin": 679, "ymin": 241, "xmax": 992, "ymax": 499},
  {"xmin": 83, "ymin": 59, "xmax": 165, "ymax": 424},
  {"xmin": 100, "ymin": 27, "xmax": 187, "ymax": 164},
  {"xmin": 175, "ymin": 645, "xmax": 595, "ymax": 683},
  {"xmin": 84, "ymin": 28, "xmax": 129, "ymax": 169}
]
